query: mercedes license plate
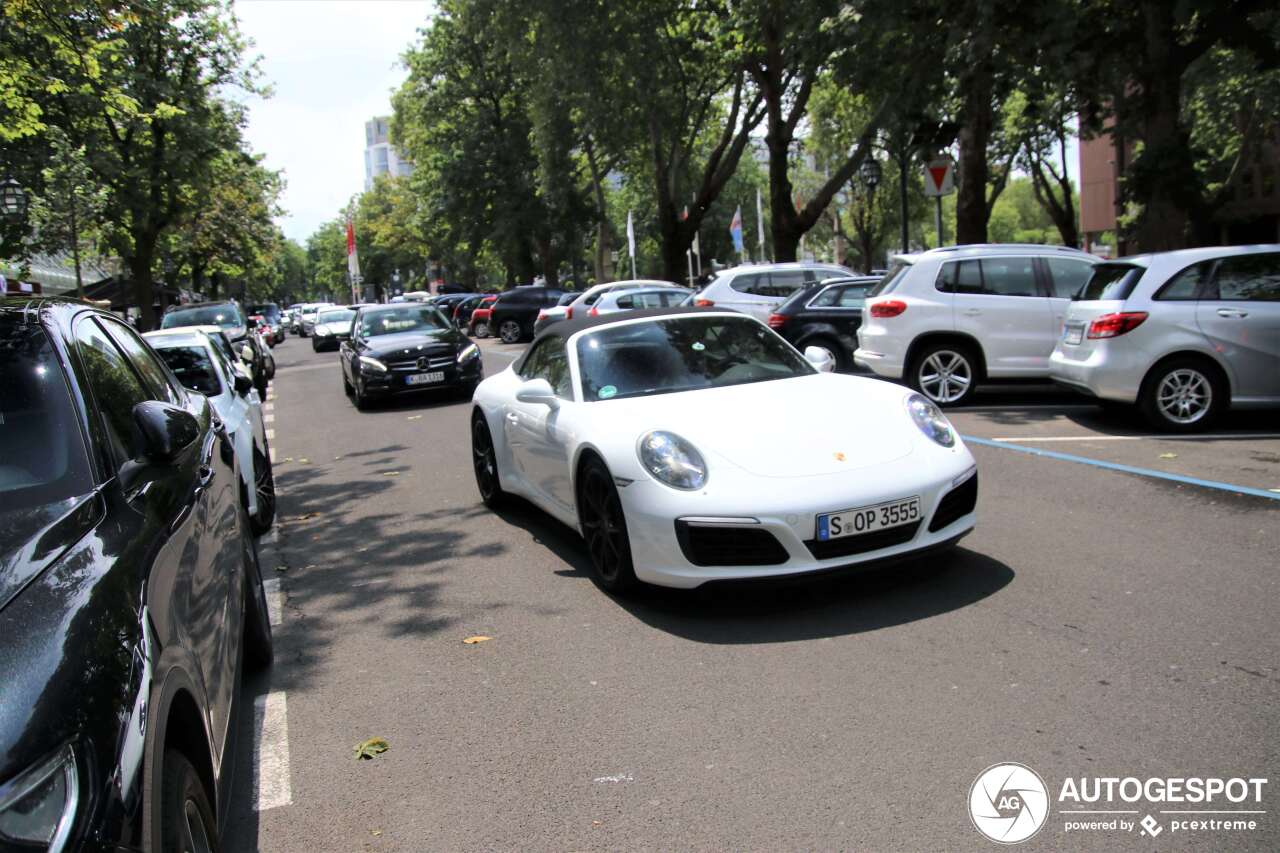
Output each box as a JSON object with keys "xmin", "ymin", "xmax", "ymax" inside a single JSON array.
[{"xmin": 405, "ymin": 371, "xmax": 445, "ymax": 386}]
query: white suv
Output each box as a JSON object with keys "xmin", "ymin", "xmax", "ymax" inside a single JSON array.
[
  {"xmin": 693, "ymin": 262, "xmax": 854, "ymax": 321},
  {"xmin": 854, "ymin": 244, "xmax": 1097, "ymax": 406}
]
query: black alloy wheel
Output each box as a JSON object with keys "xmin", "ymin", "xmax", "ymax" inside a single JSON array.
[
  {"xmin": 250, "ymin": 445, "xmax": 276, "ymax": 534},
  {"xmin": 498, "ymin": 320, "xmax": 523, "ymax": 344},
  {"xmin": 577, "ymin": 457, "xmax": 638, "ymax": 593},
  {"xmin": 242, "ymin": 523, "xmax": 273, "ymax": 670},
  {"xmin": 353, "ymin": 376, "xmax": 370, "ymax": 410},
  {"xmin": 471, "ymin": 414, "xmax": 505, "ymax": 507},
  {"xmin": 159, "ymin": 750, "xmax": 220, "ymax": 853}
]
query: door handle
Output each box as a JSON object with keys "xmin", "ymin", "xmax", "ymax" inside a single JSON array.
[
  {"xmin": 961, "ymin": 309, "xmax": 982, "ymax": 316},
  {"xmin": 505, "ymin": 412, "xmax": 519, "ymax": 424},
  {"xmin": 1217, "ymin": 308, "xmax": 1249, "ymax": 318}
]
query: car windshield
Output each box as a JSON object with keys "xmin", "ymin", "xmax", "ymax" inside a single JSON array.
[
  {"xmin": 153, "ymin": 344, "xmax": 222, "ymax": 396},
  {"xmin": 318, "ymin": 308, "xmax": 356, "ymax": 324},
  {"xmin": 360, "ymin": 306, "xmax": 450, "ymax": 336},
  {"xmin": 0, "ymin": 317, "xmax": 95, "ymax": 533},
  {"xmin": 1077, "ymin": 264, "xmax": 1144, "ymax": 301},
  {"xmin": 576, "ymin": 316, "xmax": 813, "ymax": 402},
  {"xmin": 247, "ymin": 304, "xmax": 281, "ymax": 322},
  {"xmin": 162, "ymin": 305, "xmax": 242, "ymax": 330}
]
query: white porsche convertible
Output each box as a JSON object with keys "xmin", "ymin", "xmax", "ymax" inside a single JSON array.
[{"xmin": 470, "ymin": 309, "xmax": 978, "ymax": 593}]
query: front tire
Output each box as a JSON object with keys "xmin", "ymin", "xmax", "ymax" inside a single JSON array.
[
  {"xmin": 242, "ymin": 526, "xmax": 273, "ymax": 670},
  {"xmin": 1139, "ymin": 357, "xmax": 1225, "ymax": 432},
  {"xmin": 910, "ymin": 343, "xmax": 979, "ymax": 407},
  {"xmin": 473, "ymin": 321, "xmax": 490, "ymax": 339},
  {"xmin": 471, "ymin": 413, "xmax": 506, "ymax": 508},
  {"xmin": 160, "ymin": 749, "xmax": 221, "ymax": 853},
  {"xmin": 577, "ymin": 457, "xmax": 638, "ymax": 594},
  {"xmin": 353, "ymin": 377, "xmax": 370, "ymax": 411},
  {"xmin": 498, "ymin": 320, "xmax": 523, "ymax": 344}
]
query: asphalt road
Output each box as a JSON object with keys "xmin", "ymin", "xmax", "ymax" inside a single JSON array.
[{"xmin": 226, "ymin": 335, "xmax": 1279, "ymax": 852}]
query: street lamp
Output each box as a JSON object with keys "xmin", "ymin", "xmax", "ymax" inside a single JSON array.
[
  {"xmin": 0, "ymin": 177, "xmax": 27, "ymax": 221},
  {"xmin": 858, "ymin": 158, "xmax": 882, "ymax": 194}
]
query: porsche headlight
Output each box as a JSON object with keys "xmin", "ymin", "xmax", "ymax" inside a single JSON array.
[
  {"xmin": 906, "ymin": 393, "xmax": 955, "ymax": 447},
  {"xmin": 638, "ymin": 430, "xmax": 707, "ymax": 490},
  {"xmin": 456, "ymin": 343, "xmax": 480, "ymax": 364},
  {"xmin": 0, "ymin": 745, "xmax": 79, "ymax": 851},
  {"xmin": 358, "ymin": 356, "xmax": 388, "ymax": 373}
]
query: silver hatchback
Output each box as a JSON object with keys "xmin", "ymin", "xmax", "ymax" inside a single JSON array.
[{"xmin": 1049, "ymin": 245, "xmax": 1280, "ymax": 431}]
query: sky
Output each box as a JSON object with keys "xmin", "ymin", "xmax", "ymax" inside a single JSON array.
[{"xmin": 234, "ymin": 1, "xmax": 434, "ymax": 245}]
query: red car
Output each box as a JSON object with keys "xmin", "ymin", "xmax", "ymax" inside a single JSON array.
[
  {"xmin": 249, "ymin": 314, "xmax": 277, "ymax": 348},
  {"xmin": 466, "ymin": 295, "xmax": 499, "ymax": 338}
]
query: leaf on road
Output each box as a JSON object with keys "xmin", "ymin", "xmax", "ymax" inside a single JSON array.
[
  {"xmin": 371, "ymin": 829, "xmax": 383, "ymax": 837},
  {"xmin": 406, "ymin": 415, "xmax": 423, "ymax": 420},
  {"xmin": 298, "ymin": 457, "xmax": 310, "ymax": 464},
  {"xmin": 463, "ymin": 635, "xmax": 493, "ymax": 644},
  {"xmin": 382, "ymin": 470, "xmax": 400, "ymax": 477},
  {"xmin": 283, "ymin": 456, "xmax": 294, "ymax": 463},
  {"xmin": 290, "ymin": 512, "xmax": 320, "ymax": 522},
  {"xmin": 1158, "ymin": 452, "xmax": 1178, "ymax": 459},
  {"xmin": 354, "ymin": 737, "xmax": 390, "ymax": 760},
  {"xmin": 275, "ymin": 564, "xmax": 288, "ymax": 573}
]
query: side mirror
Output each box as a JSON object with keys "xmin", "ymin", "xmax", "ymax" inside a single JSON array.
[
  {"xmin": 234, "ymin": 372, "xmax": 254, "ymax": 395},
  {"xmin": 515, "ymin": 377, "xmax": 558, "ymax": 407},
  {"xmin": 804, "ymin": 345, "xmax": 836, "ymax": 373},
  {"xmin": 132, "ymin": 401, "xmax": 200, "ymax": 462},
  {"xmin": 241, "ymin": 344, "xmax": 255, "ymax": 363}
]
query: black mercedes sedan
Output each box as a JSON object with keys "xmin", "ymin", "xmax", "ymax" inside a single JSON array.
[
  {"xmin": 339, "ymin": 303, "xmax": 483, "ymax": 409},
  {"xmin": 0, "ymin": 296, "xmax": 271, "ymax": 852}
]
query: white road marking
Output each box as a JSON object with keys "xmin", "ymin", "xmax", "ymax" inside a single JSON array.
[
  {"xmin": 265, "ymin": 428, "xmax": 275, "ymax": 441},
  {"xmin": 253, "ymin": 692, "xmax": 292, "ymax": 811},
  {"xmin": 264, "ymin": 414, "xmax": 275, "ymax": 423},
  {"xmin": 989, "ymin": 433, "xmax": 1280, "ymax": 443},
  {"xmin": 269, "ymin": 445, "xmax": 276, "ymax": 463},
  {"xmin": 262, "ymin": 578, "xmax": 284, "ymax": 626},
  {"xmin": 593, "ymin": 773, "xmax": 634, "ymax": 783}
]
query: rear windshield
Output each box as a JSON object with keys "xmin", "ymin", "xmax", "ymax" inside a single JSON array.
[
  {"xmin": 867, "ymin": 261, "xmax": 911, "ymax": 297},
  {"xmin": 1077, "ymin": 264, "xmax": 1143, "ymax": 301},
  {"xmin": 162, "ymin": 304, "xmax": 243, "ymax": 330},
  {"xmin": 318, "ymin": 308, "xmax": 356, "ymax": 324}
]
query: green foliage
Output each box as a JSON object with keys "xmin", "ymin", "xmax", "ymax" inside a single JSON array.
[{"xmin": 26, "ymin": 126, "xmax": 110, "ymax": 290}]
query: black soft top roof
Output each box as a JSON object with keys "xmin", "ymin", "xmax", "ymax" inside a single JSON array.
[{"xmin": 514, "ymin": 306, "xmax": 740, "ymax": 371}]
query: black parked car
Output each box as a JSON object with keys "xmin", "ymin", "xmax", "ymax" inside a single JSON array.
[
  {"xmin": 766, "ymin": 276, "xmax": 880, "ymax": 371},
  {"xmin": 452, "ymin": 293, "xmax": 493, "ymax": 329},
  {"xmin": 246, "ymin": 302, "xmax": 286, "ymax": 343},
  {"xmin": 490, "ymin": 286, "xmax": 566, "ymax": 343},
  {"xmin": 161, "ymin": 300, "xmax": 271, "ymax": 399},
  {"xmin": 0, "ymin": 297, "xmax": 271, "ymax": 852},
  {"xmin": 339, "ymin": 303, "xmax": 484, "ymax": 409}
]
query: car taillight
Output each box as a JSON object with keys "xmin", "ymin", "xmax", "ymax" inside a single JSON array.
[
  {"xmin": 869, "ymin": 300, "xmax": 907, "ymax": 318},
  {"xmin": 1087, "ymin": 311, "xmax": 1148, "ymax": 339},
  {"xmin": 536, "ymin": 310, "xmax": 547, "ymax": 321},
  {"xmin": 588, "ymin": 306, "xmax": 599, "ymax": 317},
  {"xmin": 694, "ymin": 298, "xmax": 715, "ymax": 307},
  {"xmin": 767, "ymin": 313, "xmax": 787, "ymax": 329},
  {"xmin": 565, "ymin": 306, "xmax": 573, "ymax": 320}
]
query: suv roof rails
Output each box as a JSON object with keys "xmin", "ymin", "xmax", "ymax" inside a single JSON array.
[{"xmin": 928, "ymin": 243, "xmax": 1088, "ymax": 254}]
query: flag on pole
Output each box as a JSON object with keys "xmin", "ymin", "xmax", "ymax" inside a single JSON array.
[
  {"xmin": 755, "ymin": 188, "xmax": 766, "ymax": 256},
  {"xmin": 729, "ymin": 205, "xmax": 744, "ymax": 254},
  {"xmin": 626, "ymin": 210, "xmax": 636, "ymax": 259},
  {"xmin": 345, "ymin": 219, "xmax": 361, "ymax": 280},
  {"xmin": 691, "ymin": 230, "xmax": 700, "ymax": 258}
]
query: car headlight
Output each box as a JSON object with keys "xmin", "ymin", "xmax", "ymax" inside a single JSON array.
[
  {"xmin": 0, "ymin": 745, "xmax": 79, "ymax": 851},
  {"xmin": 456, "ymin": 343, "xmax": 480, "ymax": 364},
  {"xmin": 638, "ymin": 430, "xmax": 707, "ymax": 490},
  {"xmin": 906, "ymin": 393, "xmax": 955, "ymax": 447},
  {"xmin": 358, "ymin": 356, "xmax": 388, "ymax": 373}
]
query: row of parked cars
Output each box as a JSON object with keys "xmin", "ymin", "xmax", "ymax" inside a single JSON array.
[{"xmin": 1, "ymin": 295, "xmax": 276, "ymax": 851}]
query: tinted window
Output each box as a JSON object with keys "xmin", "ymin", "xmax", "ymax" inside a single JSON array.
[
  {"xmin": 318, "ymin": 308, "xmax": 357, "ymax": 324},
  {"xmin": 75, "ymin": 318, "xmax": 153, "ymax": 465},
  {"xmin": 1211, "ymin": 253, "xmax": 1280, "ymax": 301},
  {"xmin": 155, "ymin": 345, "xmax": 222, "ymax": 396},
  {"xmin": 1156, "ymin": 261, "xmax": 1213, "ymax": 301},
  {"xmin": 978, "ymin": 257, "xmax": 1038, "ymax": 296},
  {"xmin": 937, "ymin": 260, "xmax": 983, "ymax": 294},
  {"xmin": 729, "ymin": 273, "xmax": 767, "ymax": 295},
  {"xmin": 576, "ymin": 316, "xmax": 813, "ymax": 402},
  {"xmin": 837, "ymin": 285, "xmax": 872, "ymax": 306},
  {"xmin": 1079, "ymin": 264, "xmax": 1144, "ymax": 301},
  {"xmin": 868, "ymin": 261, "xmax": 911, "ymax": 296},
  {"xmin": 360, "ymin": 306, "xmax": 450, "ymax": 337},
  {"xmin": 0, "ymin": 318, "xmax": 94, "ymax": 518},
  {"xmin": 767, "ymin": 270, "xmax": 809, "ymax": 297},
  {"xmin": 102, "ymin": 317, "xmax": 182, "ymax": 406},
  {"xmin": 808, "ymin": 285, "xmax": 840, "ymax": 308},
  {"xmin": 659, "ymin": 290, "xmax": 690, "ymax": 306},
  {"xmin": 519, "ymin": 337, "xmax": 570, "ymax": 397},
  {"xmin": 1045, "ymin": 258, "xmax": 1095, "ymax": 299}
]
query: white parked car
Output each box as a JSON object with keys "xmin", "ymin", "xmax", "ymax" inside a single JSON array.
[
  {"xmin": 1050, "ymin": 245, "xmax": 1280, "ymax": 431},
  {"xmin": 691, "ymin": 262, "xmax": 855, "ymax": 321},
  {"xmin": 470, "ymin": 309, "xmax": 977, "ymax": 592},
  {"xmin": 590, "ymin": 285, "xmax": 693, "ymax": 316},
  {"xmin": 557, "ymin": 279, "xmax": 683, "ymax": 322},
  {"xmin": 144, "ymin": 327, "xmax": 276, "ymax": 533},
  {"xmin": 854, "ymin": 244, "xmax": 1097, "ymax": 406}
]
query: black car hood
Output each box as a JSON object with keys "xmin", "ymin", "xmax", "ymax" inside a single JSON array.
[
  {"xmin": 362, "ymin": 329, "xmax": 467, "ymax": 360},
  {"xmin": 0, "ymin": 490, "xmax": 139, "ymax": 778},
  {"xmin": 0, "ymin": 493, "xmax": 99, "ymax": 614}
]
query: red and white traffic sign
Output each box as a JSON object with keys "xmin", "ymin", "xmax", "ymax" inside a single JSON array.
[{"xmin": 923, "ymin": 158, "xmax": 955, "ymax": 197}]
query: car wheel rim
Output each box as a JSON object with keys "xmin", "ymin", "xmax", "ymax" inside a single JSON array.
[
  {"xmin": 182, "ymin": 799, "xmax": 213, "ymax": 853},
  {"xmin": 919, "ymin": 350, "xmax": 971, "ymax": 404},
  {"xmin": 475, "ymin": 323, "xmax": 488, "ymax": 337},
  {"xmin": 255, "ymin": 451, "xmax": 275, "ymax": 520},
  {"xmin": 500, "ymin": 321, "xmax": 521, "ymax": 343},
  {"xmin": 580, "ymin": 468, "xmax": 624, "ymax": 582},
  {"xmin": 812, "ymin": 344, "xmax": 837, "ymax": 364},
  {"xmin": 1156, "ymin": 368, "xmax": 1211, "ymax": 424},
  {"xmin": 472, "ymin": 420, "xmax": 498, "ymax": 499}
]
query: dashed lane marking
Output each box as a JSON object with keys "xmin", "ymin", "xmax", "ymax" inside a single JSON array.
[
  {"xmin": 253, "ymin": 692, "xmax": 292, "ymax": 811},
  {"xmin": 262, "ymin": 578, "xmax": 283, "ymax": 626},
  {"xmin": 264, "ymin": 414, "xmax": 275, "ymax": 424},
  {"xmin": 265, "ymin": 428, "xmax": 275, "ymax": 441}
]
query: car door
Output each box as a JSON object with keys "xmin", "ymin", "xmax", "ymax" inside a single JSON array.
[
  {"xmin": 946, "ymin": 256, "xmax": 1055, "ymax": 376},
  {"xmin": 505, "ymin": 338, "xmax": 575, "ymax": 513},
  {"xmin": 1196, "ymin": 251, "xmax": 1280, "ymax": 401}
]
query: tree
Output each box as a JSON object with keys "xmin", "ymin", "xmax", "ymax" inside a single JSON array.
[{"xmin": 26, "ymin": 127, "xmax": 109, "ymax": 296}]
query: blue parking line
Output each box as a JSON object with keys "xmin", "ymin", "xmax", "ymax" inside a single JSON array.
[{"xmin": 961, "ymin": 435, "xmax": 1280, "ymax": 502}]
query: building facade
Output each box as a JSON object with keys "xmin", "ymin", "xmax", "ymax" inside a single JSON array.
[{"xmin": 364, "ymin": 116, "xmax": 413, "ymax": 190}]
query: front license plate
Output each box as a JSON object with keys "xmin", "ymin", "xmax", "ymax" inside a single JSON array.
[
  {"xmin": 817, "ymin": 496, "xmax": 920, "ymax": 541},
  {"xmin": 405, "ymin": 371, "xmax": 445, "ymax": 386},
  {"xmin": 1064, "ymin": 324, "xmax": 1084, "ymax": 345}
]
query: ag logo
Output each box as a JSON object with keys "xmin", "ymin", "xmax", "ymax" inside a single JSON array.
[{"xmin": 968, "ymin": 762, "xmax": 1049, "ymax": 844}]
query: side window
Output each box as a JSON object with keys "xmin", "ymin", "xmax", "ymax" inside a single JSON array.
[
  {"xmin": 658, "ymin": 291, "xmax": 686, "ymax": 307},
  {"xmin": 978, "ymin": 257, "xmax": 1038, "ymax": 296},
  {"xmin": 730, "ymin": 273, "xmax": 766, "ymax": 294},
  {"xmin": 636, "ymin": 292, "xmax": 667, "ymax": 308},
  {"xmin": 1045, "ymin": 258, "xmax": 1095, "ymax": 299},
  {"xmin": 519, "ymin": 337, "xmax": 571, "ymax": 397},
  {"xmin": 838, "ymin": 286, "xmax": 871, "ymax": 307},
  {"xmin": 101, "ymin": 317, "xmax": 182, "ymax": 405},
  {"xmin": 767, "ymin": 271, "xmax": 808, "ymax": 297},
  {"xmin": 1156, "ymin": 261, "xmax": 1214, "ymax": 300},
  {"xmin": 809, "ymin": 286, "xmax": 840, "ymax": 307},
  {"xmin": 519, "ymin": 338, "xmax": 552, "ymax": 379},
  {"xmin": 74, "ymin": 318, "xmax": 153, "ymax": 466},
  {"xmin": 1212, "ymin": 253, "xmax": 1280, "ymax": 301},
  {"xmin": 938, "ymin": 260, "xmax": 983, "ymax": 294},
  {"xmin": 615, "ymin": 295, "xmax": 635, "ymax": 309}
]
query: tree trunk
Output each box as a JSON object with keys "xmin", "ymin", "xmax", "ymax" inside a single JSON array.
[
  {"xmin": 584, "ymin": 139, "xmax": 613, "ymax": 283},
  {"xmin": 955, "ymin": 64, "xmax": 994, "ymax": 245},
  {"xmin": 128, "ymin": 244, "xmax": 157, "ymax": 330}
]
